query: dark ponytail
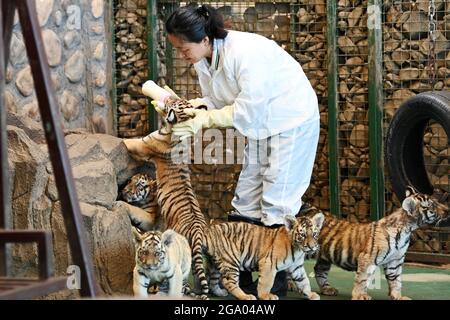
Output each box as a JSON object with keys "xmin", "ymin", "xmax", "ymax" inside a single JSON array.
[{"xmin": 165, "ymin": 5, "xmax": 228, "ymax": 43}]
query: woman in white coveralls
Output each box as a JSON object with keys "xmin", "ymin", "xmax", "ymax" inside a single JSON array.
[{"xmin": 163, "ymin": 5, "xmax": 320, "ymax": 295}]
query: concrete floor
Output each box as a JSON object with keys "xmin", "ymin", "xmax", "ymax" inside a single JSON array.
[
  {"xmin": 209, "ymin": 260, "xmax": 450, "ymax": 300},
  {"xmin": 287, "ymin": 260, "xmax": 450, "ymax": 300}
]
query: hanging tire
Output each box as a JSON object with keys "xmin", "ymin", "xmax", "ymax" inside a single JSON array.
[{"xmin": 385, "ymin": 91, "xmax": 450, "ymax": 201}]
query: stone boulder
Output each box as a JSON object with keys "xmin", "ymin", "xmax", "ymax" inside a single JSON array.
[{"xmin": 6, "ymin": 120, "xmax": 153, "ymax": 298}]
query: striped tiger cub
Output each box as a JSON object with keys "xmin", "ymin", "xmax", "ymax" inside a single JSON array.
[
  {"xmin": 132, "ymin": 228, "xmax": 191, "ymax": 298},
  {"xmin": 121, "ymin": 173, "xmax": 158, "ymax": 209},
  {"xmin": 121, "ymin": 173, "xmax": 161, "ymax": 230},
  {"xmin": 123, "ymin": 102, "xmax": 210, "ymax": 296},
  {"xmin": 204, "ymin": 213, "xmax": 325, "ymax": 300},
  {"xmin": 302, "ymin": 186, "xmax": 449, "ymax": 300},
  {"xmin": 163, "ymin": 97, "xmax": 207, "ymax": 125}
]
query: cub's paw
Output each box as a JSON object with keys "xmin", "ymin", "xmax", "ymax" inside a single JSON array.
[
  {"xmin": 148, "ymin": 284, "xmax": 159, "ymax": 294},
  {"xmin": 320, "ymin": 286, "xmax": 339, "ymax": 296},
  {"xmin": 259, "ymin": 293, "xmax": 279, "ymax": 300},
  {"xmin": 122, "ymin": 138, "xmax": 137, "ymax": 151},
  {"xmin": 392, "ymin": 295, "xmax": 412, "ymax": 300},
  {"xmin": 400, "ymin": 296, "xmax": 412, "ymax": 300},
  {"xmin": 241, "ymin": 294, "xmax": 257, "ymax": 300},
  {"xmin": 287, "ymin": 279, "xmax": 297, "ymax": 292},
  {"xmin": 352, "ymin": 293, "xmax": 372, "ymax": 300},
  {"xmin": 307, "ymin": 292, "xmax": 320, "ymax": 300}
]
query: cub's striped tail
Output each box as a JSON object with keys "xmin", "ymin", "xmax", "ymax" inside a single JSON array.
[
  {"xmin": 183, "ymin": 282, "xmax": 208, "ymax": 300},
  {"xmin": 191, "ymin": 230, "xmax": 209, "ymax": 296}
]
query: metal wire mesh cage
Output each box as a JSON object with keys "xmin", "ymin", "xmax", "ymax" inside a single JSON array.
[
  {"xmin": 155, "ymin": 1, "xmax": 301, "ymax": 220},
  {"xmin": 335, "ymin": 1, "xmax": 371, "ymax": 222},
  {"xmin": 382, "ymin": 0, "xmax": 450, "ymax": 262},
  {"xmin": 112, "ymin": 0, "xmax": 450, "ymax": 261},
  {"xmin": 114, "ymin": 0, "xmax": 150, "ymax": 138},
  {"xmin": 291, "ymin": 1, "xmax": 330, "ymax": 213},
  {"xmin": 159, "ymin": 1, "xmax": 293, "ymax": 100}
]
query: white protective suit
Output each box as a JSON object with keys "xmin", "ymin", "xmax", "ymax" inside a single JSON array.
[{"xmin": 193, "ymin": 30, "xmax": 320, "ymax": 225}]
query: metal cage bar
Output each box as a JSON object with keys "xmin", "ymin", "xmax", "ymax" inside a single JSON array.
[
  {"xmin": 147, "ymin": 0, "xmax": 158, "ymax": 131},
  {"xmin": 0, "ymin": 0, "xmax": 9, "ymax": 277},
  {"xmin": 113, "ymin": 0, "xmax": 450, "ymax": 261},
  {"xmin": 327, "ymin": 0, "xmax": 340, "ymax": 217},
  {"xmin": 368, "ymin": 0, "xmax": 384, "ymax": 221}
]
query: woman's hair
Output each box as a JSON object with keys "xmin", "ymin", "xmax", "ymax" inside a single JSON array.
[{"xmin": 165, "ymin": 4, "xmax": 228, "ymax": 43}]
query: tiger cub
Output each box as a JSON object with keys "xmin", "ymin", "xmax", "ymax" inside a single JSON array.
[
  {"xmin": 204, "ymin": 213, "xmax": 324, "ymax": 300},
  {"xmin": 123, "ymin": 97, "xmax": 210, "ymax": 296},
  {"xmin": 121, "ymin": 173, "xmax": 158, "ymax": 209},
  {"xmin": 304, "ymin": 186, "xmax": 449, "ymax": 300},
  {"xmin": 163, "ymin": 97, "xmax": 207, "ymax": 125},
  {"xmin": 121, "ymin": 173, "xmax": 161, "ymax": 230},
  {"xmin": 132, "ymin": 228, "xmax": 191, "ymax": 298}
]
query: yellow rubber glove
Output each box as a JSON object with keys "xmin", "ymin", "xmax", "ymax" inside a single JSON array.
[
  {"xmin": 171, "ymin": 105, "xmax": 234, "ymax": 140},
  {"xmin": 188, "ymin": 98, "xmax": 208, "ymax": 108}
]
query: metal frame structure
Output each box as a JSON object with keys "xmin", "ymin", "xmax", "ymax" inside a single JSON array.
[
  {"xmin": 0, "ymin": 0, "xmax": 98, "ymax": 298},
  {"xmin": 112, "ymin": 0, "xmax": 450, "ymax": 262},
  {"xmin": 367, "ymin": 0, "xmax": 384, "ymax": 222},
  {"xmin": 147, "ymin": 0, "xmax": 159, "ymax": 131}
]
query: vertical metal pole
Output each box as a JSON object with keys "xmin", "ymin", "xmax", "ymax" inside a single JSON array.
[
  {"xmin": 110, "ymin": 0, "xmax": 118, "ymax": 136},
  {"xmin": 327, "ymin": 0, "xmax": 340, "ymax": 217},
  {"xmin": 0, "ymin": 0, "xmax": 15, "ymax": 278},
  {"xmin": 165, "ymin": 2, "xmax": 177, "ymax": 93},
  {"xmin": 147, "ymin": 0, "xmax": 158, "ymax": 131},
  {"xmin": 0, "ymin": 0, "xmax": 8, "ymax": 277},
  {"xmin": 368, "ymin": 0, "xmax": 384, "ymax": 221},
  {"xmin": 2, "ymin": 0, "xmax": 15, "ymax": 68},
  {"xmin": 17, "ymin": 0, "xmax": 99, "ymax": 297},
  {"xmin": 290, "ymin": 2, "xmax": 298, "ymax": 55}
]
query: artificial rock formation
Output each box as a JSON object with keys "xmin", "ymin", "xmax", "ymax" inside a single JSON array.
[{"xmin": 6, "ymin": 114, "xmax": 149, "ymax": 298}]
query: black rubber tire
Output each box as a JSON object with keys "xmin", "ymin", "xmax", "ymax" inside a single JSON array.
[{"xmin": 385, "ymin": 91, "xmax": 450, "ymax": 201}]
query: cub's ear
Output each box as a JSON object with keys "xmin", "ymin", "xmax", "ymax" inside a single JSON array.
[
  {"xmin": 132, "ymin": 227, "xmax": 144, "ymax": 243},
  {"xmin": 405, "ymin": 185, "xmax": 418, "ymax": 198},
  {"xmin": 402, "ymin": 197, "xmax": 417, "ymax": 216},
  {"xmin": 161, "ymin": 229, "xmax": 177, "ymax": 247},
  {"xmin": 284, "ymin": 215, "xmax": 298, "ymax": 231},
  {"xmin": 312, "ymin": 212, "xmax": 325, "ymax": 230}
]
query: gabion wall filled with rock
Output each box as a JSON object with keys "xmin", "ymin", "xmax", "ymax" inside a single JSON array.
[
  {"xmin": 335, "ymin": 0, "xmax": 371, "ymax": 222},
  {"xmin": 161, "ymin": 2, "xmax": 293, "ymax": 99},
  {"xmin": 291, "ymin": 1, "xmax": 330, "ymax": 215},
  {"xmin": 114, "ymin": 1, "xmax": 449, "ymax": 254},
  {"xmin": 155, "ymin": 1, "xmax": 299, "ymax": 220},
  {"xmin": 382, "ymin": 0, "xmax": 450, "ymax": 255},
  {"xmin": 383, "ymin": 0, "xmax": 450, "ymax": 198},
  {"xmin": 5, "ymin": 0, "xmax": 115, "ymax": 134},
  {"xmin": 114, "ymin": 0, "xmax": 150, "ymax": 137}
]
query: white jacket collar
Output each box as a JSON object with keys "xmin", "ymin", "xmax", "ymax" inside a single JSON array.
[{"xmin": 195, "ymin": 38, "xmax": 223, "ymax": 76}]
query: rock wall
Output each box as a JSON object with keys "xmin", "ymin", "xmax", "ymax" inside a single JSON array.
[
  {"xmin": 5, "ymin": 0, "xmax": 115, "ymax": 135},
  {"xmin": 6, "ymin": 114, "xmax": 150, "ymax": 298}
]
